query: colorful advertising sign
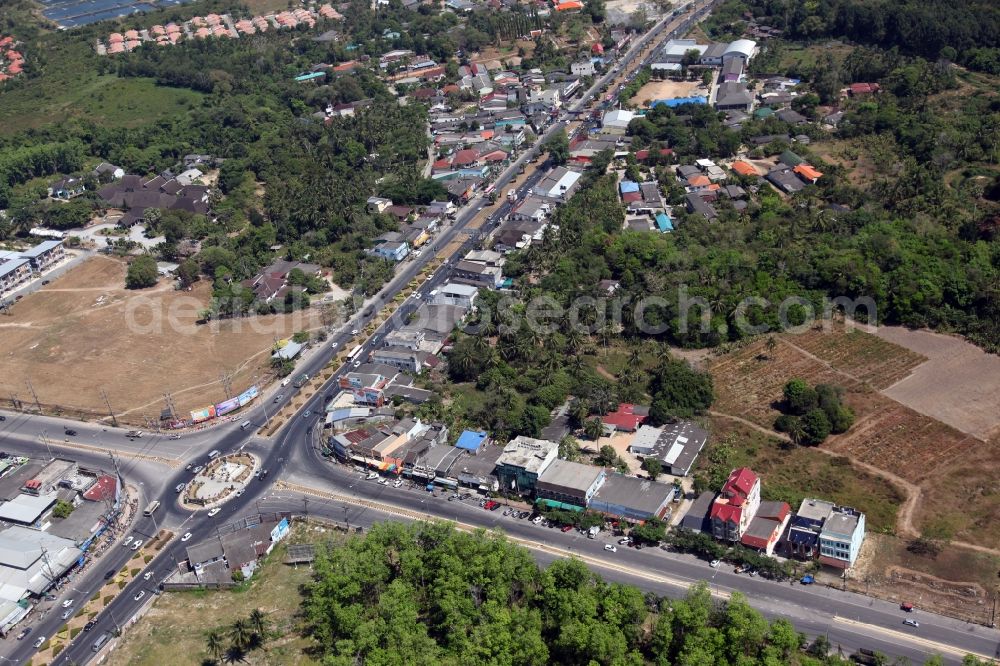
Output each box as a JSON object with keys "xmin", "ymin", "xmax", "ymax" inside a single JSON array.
[
  {"xmin": 215, "ymin": 397, "xmax": 240, "ymax": 416},
  {"xmin": 190, "ymin": 405, "xmax": 216, "ymax": 423},
  {"xmin": 237, "ymin": 385, "xmax": 259, "ymax": 407},
  {"xmin": 270, "ymin": 517, "xmax": 290, "ymax": 543}
]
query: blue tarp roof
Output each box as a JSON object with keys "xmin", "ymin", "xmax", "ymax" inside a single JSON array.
[
  {"xmin": 619, "ymin": 180, "xmax": 640, "ymax": 194},
  {"xmin": 655, "ymin": 212, "xmax": 673, "ymax": 231},
  {"xmin": 651, "ymin": 96, "xmax": 708, "ymax": 108},
  {"xmin": 455, "ymin": 430, "xmax": 488, "ymax": 451}
]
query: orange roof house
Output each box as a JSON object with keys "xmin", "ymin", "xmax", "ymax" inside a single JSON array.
[
  {"xmin": 793, "ymin": 164, "xmax": 823, "ymax": 183},
  {"xmin": 556, "ymin": 0, "xmax": 583, "ymax": 10},
  {"xmin": 730, "ymin": 160, "xmax": 759, "ymax": 177}
]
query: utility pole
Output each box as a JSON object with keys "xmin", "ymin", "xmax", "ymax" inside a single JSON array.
[
  {"xmin": 25, "ymin": 378, "xmax": 41, "ymax": 413},
  {"xmin": 39, "ymin": 430, "xmax": 53, "ymax": 460},
  {"xmin": 302, "ymin": 497, "xmax": 309, "ymax": 516},
  {"xmin": 101, "ymin": 388, "xmax": 118, "ymax": 427},
  {"xmin": 9, "ymin": 393, "xmax": 20, "ymax": 411},
  {"xmin": 163, "ymin": 392, "xmax": 177, "ymax": 421},
  {"xmin": 219, "ymin": 371, "xmax": 233, "ymax": 400}
]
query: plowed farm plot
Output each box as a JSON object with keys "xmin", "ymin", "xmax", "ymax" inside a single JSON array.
[
  {"xmin": 711, "ymin": 328, "xmax": 1000, "ymax": 551},
  {"xmin": 787, "ymin": 324, "xmax": 926, "ymax": 390},
  {"xmin": 709, "ymin": 339, "xmax": 867, "ymax": 428}
]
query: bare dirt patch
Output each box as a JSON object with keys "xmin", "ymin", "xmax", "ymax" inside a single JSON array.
[
  {"xmin": 630, "ymin": 79, "xmax": 703, "ymax": 106},
  {"xmin": 846, "ymin": 534, "xmax": 999, "ymax": 627},
  {"xmin": 871, "ymin": 327, "xmax": 1000, "ymax": 440},
  {"xmin": 0, "ymin": 256, "xmax": 320, "ymax": 424}
]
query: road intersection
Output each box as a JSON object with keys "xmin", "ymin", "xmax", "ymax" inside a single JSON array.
[{"xmin": 2, "ymin": 3, "xmax": 999, "ymax": 664}]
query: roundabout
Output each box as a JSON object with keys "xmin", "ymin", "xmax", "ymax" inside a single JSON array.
[{"xmin": 181, "ymin": 452, "xmax": 259, "ymax": 509}]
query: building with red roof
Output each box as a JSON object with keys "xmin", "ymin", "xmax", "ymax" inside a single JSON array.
[
  {"xmin": 710, "ymin": 467, "xmax": 761, "ymax": 541},
  {"xmin": 7, "ymin": 61, "xmax": 22, "ymax": 74},
  {"xmin": 793, "ymin": 164, "xmax": 823, "ymax": 183},
  {"xmin": 848, "ymin": 82, "xmax": 879, "ymax": 96},
  {"xmin": 730, "ymin": 160, "xmax": 759, "ymax": 177},
  {"xmin": 601, "ymin": 403, "xmax": 648, "ymax": 432},
  {"xmin": 83, "ymin": 474, "xmax": 119, "ymax": 502},
  {"xmin": 451, "ymin": 148, "xmax": 481, "ymax": 168},
  {"xmin": 635, "ymin": 148, "xmax": 673, "ymax": 162},
  {"xmin": 740, "ymin": 500, "xmax": 790, "ymax": 554}
]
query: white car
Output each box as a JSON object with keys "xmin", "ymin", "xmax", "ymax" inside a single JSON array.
[
  {"xmin": 413, "ymin": 293, "xmax": 421, "ymax": 299},
  {"xmin": 331, "ymin": 342, "xmax": 339, "ymax": 349},
  {"xmin": 133, "ymin": 591, "xmax": 145, "ymax": 602},
  {"xmin": 604, "ymin": 544, "xmax": 617, "ymax": 553},
  {"xmin": 143, "ymin": 571, "xmax": 154, "ymax": 581},
  {"xmin": 235, "ymin": 489, "xmax": 244, "ymax": 497},
  {"xmin": 393, "ymin": 479, "xmax": 403, "ymax": 488},
  {"xmin": 131, "ymin": 540, "xmax": 143, "ymax": 551},
  {"xmin": 61, "ymin": 598, "xmax": 74, "ymax": 608},
  {"xmin": 32, "ymin": 636, "xmax": 46, "ymax": 649},
  {"xmin": 181, "ymin": 532, "xmax": 192, "ymax": 542},
  {"xmin": 207, "ymin": 508, "xmax": 221, "ymax": 517},
  {"xmin": 351, "ymin": 329, "xmax": 359, "ymax": 335},
  {"xmin": 366, "ymin": 472, "xmax": 379, "ymax": 480},
  {"xmin": 123, "ymin": 536, "xmax": 134, "ymax": 547},
  {"xmin": 710, "ymin": 559, "xmax": 721, "ymax": 568},
  {"xmin": 532, "ymin": 516, "xmax": 543, "ymax": 525}
]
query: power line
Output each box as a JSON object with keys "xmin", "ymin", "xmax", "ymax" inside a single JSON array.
[
  {"xmin": 24, "ymin": 378, "xmax": 41, "ymax": 413},
  {"xmin": 100, "ymin": 388, "xmax": 118, "ymax": 427}
]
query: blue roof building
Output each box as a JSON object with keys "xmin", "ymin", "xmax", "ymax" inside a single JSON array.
[
  {"xmin": 655, "ymin": 212, "xmax": 673, "ymax": 232},
  {"xmin": 651, "ymin": 96, "xmax": 708, "ymax": 108},
  {"xmin": 294, "ymin": 72, "xmax": 326, "ymax": 83},
  {"xmin": 619, "ymin": 180, "xmax": 640, "ymax": 194},
  {"xmin": 455, "ymin": 430, "xmax": 489, "ymax": 452}
]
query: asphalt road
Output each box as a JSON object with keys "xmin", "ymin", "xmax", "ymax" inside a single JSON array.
[{"xmin": 9, "ymin": 2, "xmax": 1000, "ymax": 664}]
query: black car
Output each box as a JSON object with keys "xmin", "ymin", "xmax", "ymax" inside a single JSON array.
[
  {"xmin": 65, "ymin": 429, "xmax": 77, "ymax": 436},
  {"xmin": 0, "ymin": 415, "xmax": 6, "ymax": 421},
  {"xmin": 103, "ymin": 570, "xmax": 116, "ymax": 580},
  {"xmin": 84, "ymin": 620, "xmax": 97, "ymax": 632}
]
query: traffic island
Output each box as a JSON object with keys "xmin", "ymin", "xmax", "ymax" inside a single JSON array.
[{"xmin": 181, "ymin": 453, "xmax": 259, "ymax": 509}]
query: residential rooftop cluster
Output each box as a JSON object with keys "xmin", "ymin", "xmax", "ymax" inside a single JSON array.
[
  {"xmin": 0, "ymin": 241, "xmax": 66, "ymax": 299},
  {"xmin": 0, "ymin": 454, "xmax": 123, "ymax": 636},
  {"xmin": 95, "ymin": 4, "xmax": 342, "ymax": 54},
  {"xmin": 0, "ymin": 35, "xmax": 24, "ymax": 82},
  {"xmin": 681, "ymin": 467, "xmax": 866, "ymax": 568}
]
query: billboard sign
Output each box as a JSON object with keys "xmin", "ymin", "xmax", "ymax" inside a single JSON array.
[
  {"xmin": 215, "ymin": 397, "xmax": 240, "ymax": 416},
  {"xmin": 270, "ymin": 517, "xmax": 290, "ymax": 542},
  {"xmin": 190, "ymin": 405, "xmax": 216, "ymax": 423},
  {"xmin": 237, "ymin": 385, "xmax": 260, "ymax": 407}
]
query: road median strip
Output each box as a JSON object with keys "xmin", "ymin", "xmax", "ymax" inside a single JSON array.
[{"xmin": 48, "ymin": 439, "xmax": 179, "ymax": 467}]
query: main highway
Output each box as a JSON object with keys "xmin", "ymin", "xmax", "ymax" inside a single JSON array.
[{"xmin": 3, "ymin": 1, "xmax": 999, "ymax": 664}]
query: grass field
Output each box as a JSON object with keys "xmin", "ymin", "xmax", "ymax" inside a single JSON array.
[
  {"xmin": 105, "ymin": 522, "xmax": 342, "ymax": 666},
  {"xmin": 0, "ymin": 73, "xmax": 202, "ymax": 135}
]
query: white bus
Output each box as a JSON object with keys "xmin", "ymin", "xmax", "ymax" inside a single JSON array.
[
  {"xmin": 346, "ymin": 345, "xmax": 364, "ymax": 362},
  {"xmin": 143, "ymin": 501, "xmax": 160, "ymax": 516}
]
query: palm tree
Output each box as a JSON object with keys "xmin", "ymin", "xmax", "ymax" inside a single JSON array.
[
  {"xmin": 248, "ymin": 609, "xmax": 268, "ymax": 640},
  {"xmin": 564, "ymin": 327, "xmax": 584, "ymax": 354},
  {"xmin": 206, "ymin": 629, "xmax": 226, "ymax": 663},
  {"xmin": 627, "ymin": 346, "xmax": 643, "ymax": 370},
  {"xmin": 583, "ymin": 417, "xmax": 604, "ymax": 441},
  {"xmin": 230, "ymin": 618, "xmax": 254, "ymax": 653}
]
